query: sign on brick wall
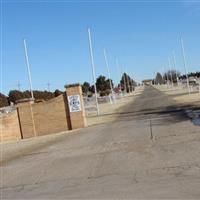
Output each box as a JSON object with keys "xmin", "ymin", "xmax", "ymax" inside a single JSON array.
[{"xmin": 68, "ymin": 95, "xmax": 82, "ymax": 112}]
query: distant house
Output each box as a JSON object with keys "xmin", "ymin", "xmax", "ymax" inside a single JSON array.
[{"xmin": 142, "ymin": 79, "xmax": 153, "ymax": 86}]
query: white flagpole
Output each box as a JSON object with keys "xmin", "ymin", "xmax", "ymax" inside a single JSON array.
[
  {"xmin": 172, "ymin": 51, "xmax": 179, "ymax": 86},
  {"xmin": 87, "ymin": 28, "xmax": 100, "ymax": 115},
  {"xmin": 103, "ymin": 49, "xmax": 114, "ymax": 104},
  {"xmin": 181, "ymin": 37, "xmax": 190, "ymax": 95},
  {"xmin": 23, "ymin": 39, "xmax": 36, "ymax": 137},
  {"xmin": 23, "ymin": 39, "xmax": 34, "ymax": 99}
]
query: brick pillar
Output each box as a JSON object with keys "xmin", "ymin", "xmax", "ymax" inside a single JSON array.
[{"xmin": 65, "ymin": 84, "xmax": 87, "ymax": 130}]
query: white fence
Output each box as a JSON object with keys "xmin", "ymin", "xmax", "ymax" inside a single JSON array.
[
  {"xmin": 0, "ymin": 106, "xmax": 16, "ymax": 116},
  {"xmin": 83, "ymin": 92, "xmax": 124, "ymax": 113}
]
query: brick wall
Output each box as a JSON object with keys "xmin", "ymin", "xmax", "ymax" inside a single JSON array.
[
  {"xmin": 1, "ymin": 85, "xmax": 86, "ymax": 142},
  {"xmin": 17, "ymin": 94, "xmax": 70, "ymax": 139},
  {"xmin": 0, "ymin": 110, "xmax": 22, "ymax": 142}
]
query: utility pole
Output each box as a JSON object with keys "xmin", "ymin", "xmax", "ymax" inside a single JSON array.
[
  {"xmin": 103, "ymin": 49, "xmax": 115, "ymax": 104},
  {"xmin": 87, "ymin": 28, "xmax": 100, "ymax": 115},
  {"xmin": 23, "ymin": 39, "xmax": 34, "ymax": 99},
  {"xmin": 181, "ymin": 37, "xmax": 190, "ymax": 95}
]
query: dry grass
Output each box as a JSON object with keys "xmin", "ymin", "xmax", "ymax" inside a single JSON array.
[{"xmin": 155, "ymin": 85, "xmax": 200, "ymax": 106}]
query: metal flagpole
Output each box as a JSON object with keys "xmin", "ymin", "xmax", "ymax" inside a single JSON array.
[
  {"xmin": 172, "ymin": 51, "xmax": 179, "ymax": 86},
  {"xmin": 23, "ymin": 39, "xmax": 36, "ymax": 137},
  {"xmin": 87, "ymin": 28, "xmax": 100, "ymax": 115},
  {"xmin": 181, "ymin": 37, "xmax": 190, "ymax": 95},
  {"xmin": 103, "ymin": 49, "xmax": 115, "ymax": 104},
  {"xmin": 23, "ymin": 39, "xmax": 34, "ymax": 99},
  {"xmin": 168, "ymin": 58, "xmax": 174, "ymax": 87}
]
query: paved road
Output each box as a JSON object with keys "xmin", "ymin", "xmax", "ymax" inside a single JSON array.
[{"xmin": 1, "ymin": 86, "xmax": 200, "ymax": 199}]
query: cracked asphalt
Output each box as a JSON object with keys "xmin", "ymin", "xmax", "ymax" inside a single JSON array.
[{"xmin": 1, "ymin": 86, "xmax": 200, "ymax": 199}]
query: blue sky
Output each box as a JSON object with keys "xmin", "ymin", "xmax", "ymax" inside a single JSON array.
[{"xmin": 1, "ymin": 0, "xmax": 200, "ymax": 94}]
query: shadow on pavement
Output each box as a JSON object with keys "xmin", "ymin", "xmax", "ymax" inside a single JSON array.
[{"xmin": 103, "ymin": 86, "xmax": 200, "ymax": 126}]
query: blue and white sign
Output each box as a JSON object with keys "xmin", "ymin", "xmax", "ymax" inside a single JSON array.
[{"xmin": 68, "ymin": 95, "xmax": 82, "ymax": 113}]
